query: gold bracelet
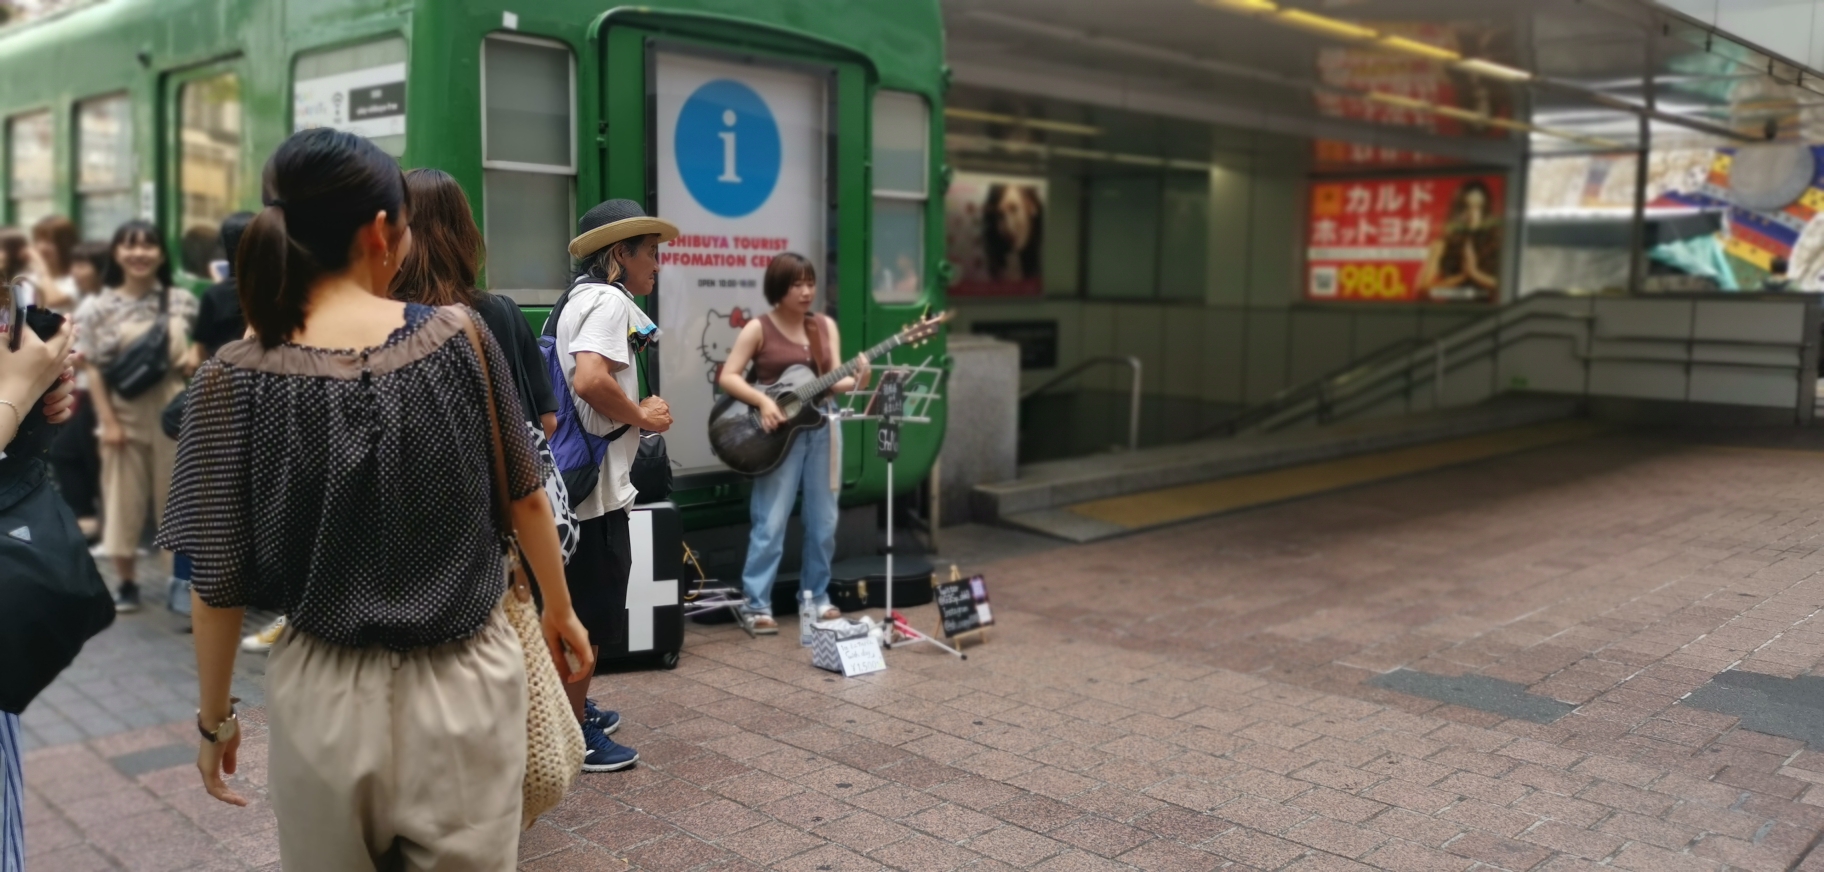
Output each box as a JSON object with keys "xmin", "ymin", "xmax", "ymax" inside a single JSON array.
[{"xmin": 0, "ymin": 398, "xmax": 20, "ymax": 429}]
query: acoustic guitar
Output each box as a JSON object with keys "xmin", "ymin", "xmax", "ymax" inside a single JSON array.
[{"xmin": 708, "ymin": 311, "xmax": 948, "ymax": 475}]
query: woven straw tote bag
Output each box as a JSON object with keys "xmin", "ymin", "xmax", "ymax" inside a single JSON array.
[{"xmin": 462, "ymin": 313, "xmax": 587, "ymax": 829}]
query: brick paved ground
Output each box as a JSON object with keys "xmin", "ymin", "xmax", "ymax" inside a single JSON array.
[
  {"xmin": 25, "ymin": 430, "xmax": 1824, "ymax": 870},
  {"xmin": 19, "ymin": 556, "xmax": 272, "ymax": 751}
]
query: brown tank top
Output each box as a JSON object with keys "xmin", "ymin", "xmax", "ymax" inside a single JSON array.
[{"xmin": 752, "ymin": 313, "xmax": 831, "ymax": 385}]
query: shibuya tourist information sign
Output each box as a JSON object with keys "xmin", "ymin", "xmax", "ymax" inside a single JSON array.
[
  {"xmin": 655, "ymin": 52, "xmax": 827, "ymax": 471},
  {"xmin": 1306, "ymin": 174, "xmax": 1504, "ymax": 304}
]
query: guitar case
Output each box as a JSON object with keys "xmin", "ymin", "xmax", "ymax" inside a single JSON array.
[
  {"xmin": 595, "ymin": 502, "xmax": 686, "ymax": 670},
  {"xmin": 826, "ymin": 554, "xmax": 935, "ymax": 612}
]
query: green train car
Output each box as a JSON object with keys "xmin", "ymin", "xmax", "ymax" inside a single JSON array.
[{"xmin": 0, "ymin": 0, "xmax": 949, "ymax": 529}]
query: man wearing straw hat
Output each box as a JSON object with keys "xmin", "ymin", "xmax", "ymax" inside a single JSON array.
[{"xmin": 549, "ymin": 199, "xmax": 678, "ymax": 773}]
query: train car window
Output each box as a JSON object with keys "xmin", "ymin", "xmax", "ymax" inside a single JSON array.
[
  {"xmin": 481, "ymin": 34, "xmax": 575, "ymax": 304},
  {"xmin": 294, "ymin": 37, "xmax": 408, "ymax": 156},
  {"xmin": 76, "ymin": 95, "xmax": 136, "ymax": 241},
  {"xmin": 871, "ymin": 91, "xmax": 929, "ymax": 304},
  {"xmin": 5, "ymin": 111, "xmax": 53, "ymax": 227},
  {"xmin": 179, "ymin": 73, "xmax": 243, "ymax": 249}
]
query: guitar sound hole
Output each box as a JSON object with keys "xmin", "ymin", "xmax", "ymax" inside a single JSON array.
[{"xmin": 778, "ymin": 398, "xmax": 801, "ymax": 418}]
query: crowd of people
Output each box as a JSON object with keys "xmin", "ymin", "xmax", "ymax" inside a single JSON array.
[{"xmin": 0, "ymin": 125, "xmax": 874, "ymax": 868}]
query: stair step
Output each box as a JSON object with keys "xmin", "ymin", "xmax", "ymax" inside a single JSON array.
[
  {"xmin": 975, "ymin": 396, "xmax": 1581, "ymax": 528},
  {"xmin": 1000, "ymin": 416, "xmax": 1605, "ymax": 543}
]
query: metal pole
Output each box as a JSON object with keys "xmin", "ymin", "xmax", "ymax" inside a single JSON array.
[
  {"xmin": 1433, "ymin": 341, "xmax": 1444, "ymax": 408},
  {"xmin": 1128, "ymin": 358, "xmax": 1142, "ymax": 451},
  {"xmin": 1627, "ymin": 30, "xmax": 1654, "ymax": 293},
  {"xmin": 884, "ymin": 458, "xmax": 893, "ymax": 634}
]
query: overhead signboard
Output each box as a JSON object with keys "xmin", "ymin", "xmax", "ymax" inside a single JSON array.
[
  {"xmin": 293, "ymin": 63, "xmax": 407, "ymax": 139},
  {"xmin": 1306, "ymin": 174, "xmax": 1504, "ymax": 303},
  {"xmin": 655, "ymin": 52, "xmax": 826, "ymax": 472}
]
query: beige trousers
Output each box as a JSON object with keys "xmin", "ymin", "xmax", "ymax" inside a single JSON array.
[
  {"xmin": 266, "ymin": 602, "xmax": 528, "ymax": 872},
  {"xmin": 97, "ymin": 374, "xmax": 181, "ymax": 561}
]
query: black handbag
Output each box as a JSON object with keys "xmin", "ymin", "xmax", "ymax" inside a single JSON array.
[
  {"xmin": 0, "ymin": 457, "xmax": 115, "ymax": 714},
  {"xmin": 160, "ymin": 387, "xmax": 187, "ymax": 440},
  {"xmin": 631, "ymin": 431, "xmax": 671, "ymax": 504},
  {"xmin": 102, "ymin": 313, "xmax": 171, "ymax": 399}
]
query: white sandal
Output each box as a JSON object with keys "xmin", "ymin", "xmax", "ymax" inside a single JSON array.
[{"xmin": 746, "ymin": 613, "xmax": 779, "ymax": 635}]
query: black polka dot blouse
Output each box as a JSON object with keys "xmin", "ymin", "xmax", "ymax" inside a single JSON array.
[{"xmin": 157, "ymin": 304, "xmax": 541, "ymax": 651}]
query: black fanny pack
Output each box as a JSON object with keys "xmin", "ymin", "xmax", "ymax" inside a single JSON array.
[{"xmin": 103, "ymin": 314, "xmax": 171, "ymax": 399}]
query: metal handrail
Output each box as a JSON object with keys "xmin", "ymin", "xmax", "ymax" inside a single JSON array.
[
  {"xmin": 1021, "ymin": 355, "xmax": 1142, "ymax": 451},
  {"xmin": 1215, "ymin": 300, "xmax": 1812, "ymax": 437},
  {"xmin": 1201, "ymin": 336, "xmax": 1431, "ymax": 437}
]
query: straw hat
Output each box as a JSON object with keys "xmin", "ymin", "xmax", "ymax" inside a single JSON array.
[{"xmin": 567, "ymin": 199, "xmax": 680, "ymax": 260}]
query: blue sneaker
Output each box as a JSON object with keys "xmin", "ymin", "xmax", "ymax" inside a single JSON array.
[
  {"xmin": 581, "ymin": 722, "xmax": 638, "ymax": 772},
  {"xmin": 583, "ymin": 699, "xmax": 620, "ymax": 734}
]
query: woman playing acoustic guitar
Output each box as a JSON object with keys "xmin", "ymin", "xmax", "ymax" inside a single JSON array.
[{"xmin": 716, "ymin": 253, "xmax": 869, "ymax": 635}]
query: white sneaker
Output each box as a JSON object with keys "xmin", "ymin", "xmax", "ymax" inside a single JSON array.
[{"xmin": 241, "ymin": 616, "xmax": 287, "ymax": 653}]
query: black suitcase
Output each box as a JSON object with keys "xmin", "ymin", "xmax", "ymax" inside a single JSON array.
[
  {"xmin": 595, "ymin": 502, "xmax": 685, "ymax": 670},
  {"xmin": 827, "ymin": 555, "xmax": 935, "ymax": 613}
]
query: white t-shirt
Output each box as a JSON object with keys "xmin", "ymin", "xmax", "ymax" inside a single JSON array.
[{"xmin": 555, "ymin": 282, "xmax": 656, "ymax": 519}]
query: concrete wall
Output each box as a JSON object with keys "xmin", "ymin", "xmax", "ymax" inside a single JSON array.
[
  {"xmin": 937, "ymin": 335, "xmax": 1020, "ymax": 523},
  {"xmin": 951, "ymin": 136, "xmax": 1498, "ymax": 451}
]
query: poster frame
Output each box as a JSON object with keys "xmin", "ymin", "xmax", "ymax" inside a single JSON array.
[
  {"xmin": 641, "ymin": 37, "xmax": 840, "ymax": 473},
  {"xmin": 1303, "ymin": 169, "xmax": 1510, "ymax": 306}
]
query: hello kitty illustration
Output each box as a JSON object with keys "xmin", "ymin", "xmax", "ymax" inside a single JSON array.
[{"xmin": 702, "ymin": 307, "xmax": 752, "ymax": 385}]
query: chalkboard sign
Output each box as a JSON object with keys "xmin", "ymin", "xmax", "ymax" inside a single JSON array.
[
  {"xmin": 869, "ymin": 370, "xmax": 907, "ymax": 461},
  {"xmin": 936, "ymin": 574, "xmax": 994, "ymax": 638}
]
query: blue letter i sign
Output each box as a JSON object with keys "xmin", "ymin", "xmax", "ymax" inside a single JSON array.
[{"xmin": 675, "ymin": 79, "xmax": 782, "ymax": 218}]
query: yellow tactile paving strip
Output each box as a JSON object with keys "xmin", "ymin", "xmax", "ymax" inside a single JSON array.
[{"xmin": 1066, "ymin": 419, "xmax": 1610, "ymax": 530}]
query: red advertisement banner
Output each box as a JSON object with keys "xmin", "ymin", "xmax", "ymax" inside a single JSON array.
[{"xmin": 1306, "ymin": 174, "xmax": 1504, "ymax": 303}]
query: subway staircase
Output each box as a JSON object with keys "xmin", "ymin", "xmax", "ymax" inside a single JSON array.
[
  {"xmin": 975, "ymin": 396, "xmax": 1594, "ymax": 543},
  {"xmin": 977, "ymin": 290, "xmax": 1817, "ymax": 543}
]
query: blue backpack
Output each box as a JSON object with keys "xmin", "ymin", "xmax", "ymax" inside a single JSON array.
[{"xmin": 540, "ymin": 286, "xmax": 631, "ymax": 503}]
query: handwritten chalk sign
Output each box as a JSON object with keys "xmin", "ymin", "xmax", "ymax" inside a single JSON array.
[
  {"xmin": 836, "ymin": 636, "xmax": 887, "ymax": 676},
  {"xmin": 936, "ymin": 574, "xmax": 994, "ymax": 638},
  {"xmin": 870, "ymin": 370, "xmax": 907, "ymax": 461}
]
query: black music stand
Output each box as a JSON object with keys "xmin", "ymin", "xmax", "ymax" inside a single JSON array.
[{"xmin": 841, "ymin": 356, "xmax": 963, "ymax": 660}]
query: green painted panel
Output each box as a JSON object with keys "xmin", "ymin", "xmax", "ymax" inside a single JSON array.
[
  {"xmin": 1086, "ymin": 174, "xmax": 1159, "ymax": 299},
  {"xmin": 1159, "ymin": 171, "xmax": 1208, "ymax": 301},
  {"xmin": 1207, "ymin": 159, "xmax": 1251, "ymax": 307},
  {"xmin": 1044, "ymin": 173, "xmax": 1081, "ymax": 296},
  {"xmin": 0, "ymin": 0, "xmax": 944, "ymax": 526}
]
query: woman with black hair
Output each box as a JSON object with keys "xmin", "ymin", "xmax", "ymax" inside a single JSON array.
[
  {"xmin": 75, "ymin": 220, "xmax": 197, "ymax": 612},
  {"xmin": 1418, "ymin": 179, "xmax": 1501, "ymax": 301},
  {"xmin": 983, "ymin": 183, "xmax": 1043, "ymax": 286},
  {"xmin": 158, "ymin": 127, "xmax": 590, "ymax": 868}
]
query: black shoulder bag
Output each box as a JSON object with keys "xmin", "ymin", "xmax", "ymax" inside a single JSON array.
[
  {"xmin": 629, "ymin": 337, "xmax": 671, "ymax": 505},
  {"xmin": 103, "ymin": 289, "xmax": 172, "ymax": 399},
  {"xmin": 0, "ymin": 453, "xmax": 115, "ymax": 714}
]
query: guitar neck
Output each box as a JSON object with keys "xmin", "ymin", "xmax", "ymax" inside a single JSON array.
[{"xmin": 794, "ymin": 333, "xmax": 906, "ymax": 401}]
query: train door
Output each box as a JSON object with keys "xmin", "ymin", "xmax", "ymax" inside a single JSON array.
[
  {"xmin": 161, "ymin": 60, "xmax": 247, "ymax": 286},
  {"xmin": 597, "ymin": 18, "xmax": 872, "ymax": 482}
]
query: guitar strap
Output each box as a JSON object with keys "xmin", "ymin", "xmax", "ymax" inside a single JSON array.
[
  {"xmin": 804, "ymin": 312, "xmax": 835, "ymax": 375},
  {"xmin": 804, "ymin": 312, "xmax": 839, "ymax": 492}
]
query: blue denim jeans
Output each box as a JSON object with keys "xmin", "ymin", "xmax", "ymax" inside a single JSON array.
[{"xmin": 741, "ymin": 422, "xmax": 837, "ymax": 616}]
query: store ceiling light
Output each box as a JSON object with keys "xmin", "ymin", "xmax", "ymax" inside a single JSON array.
[
  {"xmin": 944, "ymin": 107, "xmax": 1102, "ymax": 137},
  {"xmin": 1455, "ymin": 58, "xmax": 1533, "ymax": 83},
  {"xmin": 1275, "ymin": 8, "xmax": 1378, "ymax": 41},
  {"xmin": 1365, "ymin": 91, "xmax": 1622, "ymax": 149},
  {"xmin": 1378, "ymin": 35, "xmax": 1460, "ymax": 63},
  {"xmin": 1196, "ymin": 0, "xmax": 1534, "ymax": 84}
]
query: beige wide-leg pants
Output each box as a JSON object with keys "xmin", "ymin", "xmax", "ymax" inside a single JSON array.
[
  {"xmin": 266, "ymin": 602, "xmax": 527, "ymax": 872},
  {"xmin": 97, "ymin": 376, "xmax": 181, "ymax": 561}
]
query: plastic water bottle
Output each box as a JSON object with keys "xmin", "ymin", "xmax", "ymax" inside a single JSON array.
[{"xmin": 799, "ymin": 590, "xmax": 816, "ymax": 647}]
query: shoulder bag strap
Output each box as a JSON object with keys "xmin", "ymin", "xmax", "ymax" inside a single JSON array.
[{"xmin": 459, "ymin": 310, "xmax": 537, "ymax": 602}]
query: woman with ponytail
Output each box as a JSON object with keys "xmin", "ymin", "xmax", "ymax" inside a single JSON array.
[{"xmin": 157, "ymin": 128, "xmax": 591, "ymax": 869}]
